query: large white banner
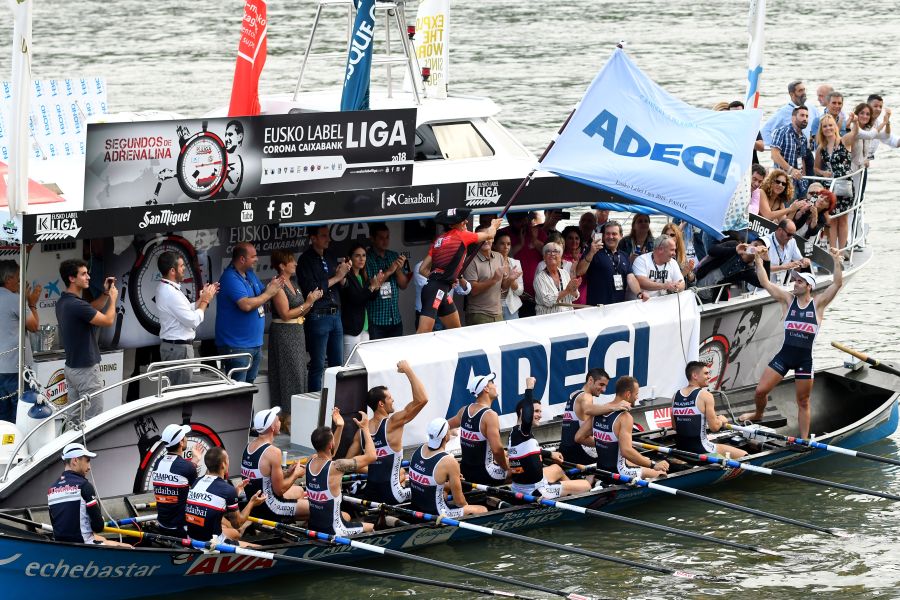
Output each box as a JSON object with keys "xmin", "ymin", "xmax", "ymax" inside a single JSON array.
[{"xmin": 355, "ymin": 293, "xmax": 701, "ymax": 447}]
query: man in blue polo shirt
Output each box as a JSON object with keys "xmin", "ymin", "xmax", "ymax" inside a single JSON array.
[
  {"xmin": 215, "ymin": 242, "xmax": 283, "ymax": 383},
  {"xmin": 574, "ymin": 221, "xmax": 648, "ymax": 305}
]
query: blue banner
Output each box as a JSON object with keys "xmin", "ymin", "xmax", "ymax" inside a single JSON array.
[
  {"xmin": 540, "ymin": 49, "xmax": 761, "ymax": 238},
  {"xmin": 340, "ymin": 0, "xmax": 376, "ymax": 112}
]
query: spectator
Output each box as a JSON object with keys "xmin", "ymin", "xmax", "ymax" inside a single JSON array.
[
  {"xmin": 365, "ymin": 223, "xmax": 409, "ymax": 339},
  {"xmin": 660, "ymin": 223, "xmax": 696, "ymax": 287},
  {"xmin": 758, "ymin": 168, "xmax": 803, "ymax": 222},
  {"xmin": 846, "ymin": 102, "xmax": 891, "ymax": 195},
  {"xmin": 56, "ymin": 259, "xmax": 117, "ymax": 420},
  {"xmin": 297, "ymin": 226, "xmax": 351, "ymax": 392},
  {"xmin": 761, "ymin": 80, "xmax": 808, "ymax": 145},
  {"xmin": 770, "ymin": 106, "xmax": 811, "ymax": 198},
  {"xmin": 541, "ymin": 209, "xmax": 567, "ymax": 235},
  {"xmin": 533, "ymin": 242, "xmax": 580, "ymax": 315},
  {"xmin": 728, "ymin": 100, "xmax": 765, "ymax": 165},
  {"xmin": 463, "ymin": 225, "xmax": 505, "ymax": 325},
  {"xmin": 813, "ymin": 113, "xmax": 853, "ymax": 249},
  {"xmin": 493, "ymin": 232, "xmax": 523, "ymax": 320},
  {"xmin": 765, "ymin": 219, "xmax": 809, "ymax": 284},
  {"xmin": 594, "ymin": 208, "xmax": 610, "ymax": 232},
  {"xmin": 868, "ymin": 94, "xmax": 900, "ymax": 154},
  {"xmin": 560, "ymin": 226, "xmax": 587, "ymax": 302},
  {"xmin": 575, "ymin": 220, "xmax": 646, "ymax": 305},
  {"xmin": 497, "ymin": 212, "xmax": 546, "ymax": 317},
  {"xmin": 696, "ymin": 236, "xmax": 771, "ymax": 302},
  {"xmin": 0, "ymin": 261, "xmax": 40, "ymax": 423},
  {"xmin": 155, "ymin": 251, "xmax": 218, "ymax": 386},
  {"xmin": 749, "ymin": 164, "xmax": 767, "ymax": 215},
  {"xmin": 412, "ymin": 259, "xmax": 471, "ymax": 330},
  {"xmin": 340, "ymin": 242, "xmax": 383, "ymax": 361},
  {"xmin": 578, "ymin": 212, "xmax": 597, "ymax": 249},
  {"xmin": 814, "ymin": 84, "xmax": 834, "ymax": 119},
  {"xmin": 794, "ymin": 183, "xmax": 835, "ymax": 241},
  {"xmin": 632, "ymin": 236, "xmax": 685, "ymax": 297},
  {"xmin": 215, "ymin": 242, "xmax": 283, "ymax": 384},
  {"xmin": 810, "ymin": 91, "xmax": 848, "ymax": 138},
  {"xmin": 618, "ymin": 213, "xmax": 654, "ymax": 260},
  {"xmin": 269, "ymin": 249, "xmax": 322, "ymax": 432}
]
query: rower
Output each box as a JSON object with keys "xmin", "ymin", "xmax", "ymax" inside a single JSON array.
[
  {"xmin": 575, "ymin": 376, "xmax": 669, "ymax": 480},
  {"xmin": 307, "ymin": 411, "xmax": 376, "ymax": 535},
  {"xmin": 344, "ymin": 359, "xmax": 429, "ymax": 504},
  {"xmin": 673, "ymin": 361, "xmax": 747, "ymax": 458},
  {"xmin": 241, "ymin": 407, "xmax": 309, "ymax": 522},
  {"xmin": 738, "ymin": 247, "xmax": 843, "ymax": 438},
  {"xmin": 186, "ymin": 447, "xmax": 265, "ymax": 546},
  {"xmin": 509, "ymin": 377, "xmax": 591, "ymax": 498},
  {"xmin": 409, "ymin": 417, "xmax": 487, "ymax": 517},
  {"xmin": 47, "ymin": 443, "xmax": 130, "ymax": 547},
  {"xmin": 559, "ymin": 368, "xmax": 631, "ymax": 465},
  {"xmin": 447, "ymin": 372, "xmax": 509, "ymax": 485},
  {"xmin": 151, "ymin": 423, "xmax": 200, "ymax": 535}
]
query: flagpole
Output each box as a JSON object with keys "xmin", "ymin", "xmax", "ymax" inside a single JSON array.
[{"xmin": 745, "ymin": 0, "xmax": 765, "ymax": 108}]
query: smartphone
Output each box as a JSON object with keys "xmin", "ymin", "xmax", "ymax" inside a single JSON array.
[
  {"xmin": 104, "ymin": 276, "xmax": 115, "ymax": 290},
  {"xmin": 746, "ymin": 246, "xmax": 758, "ymax": 255}
]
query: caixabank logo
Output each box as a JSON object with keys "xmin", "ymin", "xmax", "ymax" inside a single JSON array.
[{"xmin": 35, "ymin": 212, "xmax": 81, "ymax": 241}]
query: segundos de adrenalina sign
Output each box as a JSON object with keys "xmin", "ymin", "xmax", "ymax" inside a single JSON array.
[{"xmin": 82, "ymin": 109, "xmax": 416, "ymax": 209}]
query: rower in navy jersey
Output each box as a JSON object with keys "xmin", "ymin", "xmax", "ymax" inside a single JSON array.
[
  {"xmin": 151, "ymin": 423, "xmax": 201, "ymax": 535},
  {"xmin": 306, "ymin": 411, "xmax": 376, "ymax": 536},
  {"xmin": 447, "ymin": 372, "xmax": 509, "ymax": 485},
  {"xmin": 48, "ymin": 443, "xmax": 130, "ymax": 547},
  {"xmin": 344, "ymin": 360, "xmax": 429, "ymax": 504},
  {"xmin": 509, "ymin": 377, "xmax": 591, "ymax": 497},
  {"xmin": 559, "ymin": 368, "xmax": 632, "ymax": 467},
  {"xmin": 739, "ymin": 247, "xmax": 844, "ymax": 438},
  {"xmin": 410, "ymin": 417, "xmax": 487, "ymax": 517},
  {"xmin": 576, "ymin": 376, "xmax": 669, "ymax": 480},
  {"xmin": 673, "ymin": 362, "xmax": 747, "ymax": 458},
  {"xmin": 186, "ymin": 447, "xmax": 264, "ymax": 546},
  {"xmin": 242, "ymin": 407, "xmax": 309, "ymax": 522}
]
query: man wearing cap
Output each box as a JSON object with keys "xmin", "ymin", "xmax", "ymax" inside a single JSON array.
[
  {"xmin": 509, "ymin": 377, "xmax": 592, "ymax": 498},
  {"xmin": 739, "ymin": 247, "xmax": 844, "ymax": 438},
  {"xmin": 48, "ymin": 443, "xmax": 130, "ymax": 546},
  {"xmin": 416, "ymin": 209, "xmax": 502, "ymax": 333},
  {"xmin": 151, "ymin": 423, "xmax": 201, "ymax": 535},
  {"xmin": 409, "ymin": 417, "xmax": 487, "ymax": 517},
  {"xmin": 242, "ymin": 406, "xmax": 310, "ymax": 522},
  {"xmin": 343, "ymin": 360, "xmax": 429, "ymax": 504},
  {"xmin": 447, "ymin": 372, "xmax": 508, "ymax": 485},
  {"xmin": 307, "ymin": 411, "xmax": 376, "ymax": 535}
]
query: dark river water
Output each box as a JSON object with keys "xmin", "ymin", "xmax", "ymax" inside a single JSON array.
[{"xmin": 4, "ymin": 0, "xmax": 900, "ymax": 598}]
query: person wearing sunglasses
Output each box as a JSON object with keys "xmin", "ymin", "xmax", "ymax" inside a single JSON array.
[{"xmin": 758, "ymin": 169, "xmax": 806, "ymax": 222}]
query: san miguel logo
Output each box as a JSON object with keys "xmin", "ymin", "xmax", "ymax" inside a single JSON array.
[
  {"xmin": 45, "ymin": 369, "xmax": 69, "ymax": 407},
  {"xmin": 139, "ymin": 209, "xmax": 192, "ymax": 229},
  {"xmin": 35, "ymin": 212, "xmax": 81, "ymax": 241}
]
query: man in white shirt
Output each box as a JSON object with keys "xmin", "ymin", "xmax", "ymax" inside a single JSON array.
[
  {"xmin": 765, "ymin": 220, "xmax": 809, "ymax": 285},
  {"xmin": 156, "ymin": 251, "xmax": 219, "ymax": 384},
  {"xmin": 631, "ymin": 236, "xmax": 684, "ymax": 298},
  {"xmin": 867, "ymin": 95, "xmax": 899, "ymax": 156}
]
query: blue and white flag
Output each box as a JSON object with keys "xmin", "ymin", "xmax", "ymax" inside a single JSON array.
[
  {"xmin": 746, "ymin": 0, "xmax": 766, "ymax": 108},
  {"xmin": 540, "ymin": 49, "xmax": 761, "ymax": 238},
  {"xmin": 340, "ymin": 0, "xmax": 376, "ymax": 112}
]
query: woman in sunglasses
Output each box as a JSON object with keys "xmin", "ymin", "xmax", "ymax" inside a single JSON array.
[{"xmin": 758, "ymin": 168, "xmax": 803, "ymax": 222}]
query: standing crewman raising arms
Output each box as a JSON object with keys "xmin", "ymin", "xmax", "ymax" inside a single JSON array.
[
  {"xmin": 673, "ymin": 362, "xmax": 747, "ymax": 458},
  {"xmin": 448, "ymin": 372, "xmax": 509, "ymax": 485},
  {"xmin": 344, "ymin": 360, "xmax": 429, "ymax": 504}
]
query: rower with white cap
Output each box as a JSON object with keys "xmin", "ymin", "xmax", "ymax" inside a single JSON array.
[
  {"xmin": 48, "ymin": 442, "xmax": 130, "ymax": 546},
  {"xmin": 409, "ymin": 417, "xmax": 487, "ymax": 517},
  {"xmin": 739, "ymin": 246, "xmax": 844, "ymax": 438},
  {"xmin": 447, "ymin": 372, "xmax": 508, "ymax": 485},
  {"xmin": 151, "ymin": 423, "xmax": 201, "ymax": 535},
  {"xmin": 241, "ymin": 406, "xmax": 310, "ymax": 522}
]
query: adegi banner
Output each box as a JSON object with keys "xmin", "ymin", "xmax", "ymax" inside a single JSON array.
[
  {"xmin": 82, "ymin": 109, "xmax": 416, "ymax": 209},
  {"xmin": 354, "ymin": 294, "xmax": 701, "ymax": 447},
  {"xmin": 540, "ymin": 48, "xmax": 761, "ymax": 238}
]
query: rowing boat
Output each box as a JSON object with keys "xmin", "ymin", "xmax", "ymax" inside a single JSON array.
[{"xmin": 0, "ymin": 360, "xmax": 896, "ymax": 599}]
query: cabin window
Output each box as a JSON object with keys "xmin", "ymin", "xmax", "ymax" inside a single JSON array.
[
  {"xmin": 414, "ymin": 122, "xmax": 494, "ymax": 161},
  {"xmin": 402, "ymin": 218, "xmax": 437, "ymax": 245}
]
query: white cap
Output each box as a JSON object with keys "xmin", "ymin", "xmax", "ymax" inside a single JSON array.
[
  {"xmin": 753, "ymin": 235, "xmax": 770, "ymax": 249},
  {"xmin": 426, "ymin": 418, "xmax": 449, "ymax": 449},
  {"xmin": 467, "ymin": 373, "xmax": 496, "ymax": 396},
  {"xmin": 160, "ymin": 424, "xmax": 191, "ymax": 448},
  {"xmin": 253, "ymin": 407, "xmax": 281, "ymax": 433},
  {"xmin": 791, "ymin": 271, "xmax": 816, "ymax": 288},
  {"xmin": 61, "ymin": 442, "xmax": 97, "ymax": 460}
]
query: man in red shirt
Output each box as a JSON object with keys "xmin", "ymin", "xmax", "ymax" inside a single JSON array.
[{"xmin": 417, "ymin": 209, "xmax": 501, "ymax": 333}]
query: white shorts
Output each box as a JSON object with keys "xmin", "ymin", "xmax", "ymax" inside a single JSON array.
[{"xmin": 510, "ymin": 479, "xmax": 563, "ymax": 499}]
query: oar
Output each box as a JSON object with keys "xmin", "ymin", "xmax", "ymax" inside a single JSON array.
[
  {"xmin": 581, "ymin": 464, "xmax": 841, "ymax": 537},
  {"xmin": 464, "ymin": 482, "xmax": 778, "ymax": 556},
  {"xmin": 342, "ymin": 496, "xmax": 706, "ymax": 580},
  {"xmin": 105, "ymin": 514, "xmax": 159, "ymax": 527},
  {"xmin": 102, "ymin": 527, "xmax": 538, "ymax": 600},
  {"xmin": 832, "ymin": 341, "xmax": 900, "ymax": 377},
  {"xmin": 245, "ymin": 518, "xmax": 588, "ymax": 599},
  {"xmin": 725, "ymin": 423, "xmax": 900, "ymax": 468},
  {"xmin": 133, "ymin": 501, "xmax": 156, "ymax": 510},
  {"xmin": 0, "ymin": 510, "xmax": 53, "ymax": 533},
  {"xmin": 635, "ymin": 442, "xmax": 900, "ymax": 502}
]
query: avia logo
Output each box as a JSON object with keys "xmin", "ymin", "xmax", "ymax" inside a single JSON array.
[
  {"xmin": 306, "ymin": 490, "xmax": 329, "ymax": 502},
  {"xmin": 35, "ymin": 212, "xmax": 81, "ymax": 241},
  {"xmin": 562, "ymin": 410, "xmax": 577, "ymax": 422},
  {"xmin": 672, "ymin": 408, "xmax": 695, "ymax": 416},
  {"xmin": 304, "ymin": 201, "xmax": 316, "ymax": 216},
  {"xmin": 459, "ymin": 429, "xmax": 482, "ymax": 442},
  {"xmin": 407, "ymin": 470, "xmax": 430, "ymax": 485},
  {"xmin": 785, "ymin": 322, "xmax": 816, "ymax": 333},
  {"xmin": 375, "ymin": 447, "xmax": 390, "ymax": 458},
  {"xmin": 185, "ymin": 554, "xmax": 274, "ymax": 576},
  {"xmin": 381, "ymin": 190, "xmax": 439, "ymax": 209},
  {"xmin": 593, "ymin": 431, "xmax": 614, "ymax": 442}
]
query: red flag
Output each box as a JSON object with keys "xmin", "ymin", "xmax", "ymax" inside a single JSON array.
[{"xmin": 228, "ymin": 0, "xmax": 268, "ymax": 117}]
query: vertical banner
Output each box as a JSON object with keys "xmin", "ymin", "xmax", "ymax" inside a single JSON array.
[
  {"xmin": 412, "ymin": 0, "xmax": 449, "ymax": 98},
  {"xmin": 228, "ymin": 0, "xmax": 268, "ymax": 117},
  {"xmin": 745, "ymin": 0, "xmax": 765, "ymax": 108},
  {"xmin": 340, "ymin": 0, "xmax": 376, "ymax": 112},
  {"xmin": 7, "ymin": 0, "xmax": 33, "ymax": 215}
]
